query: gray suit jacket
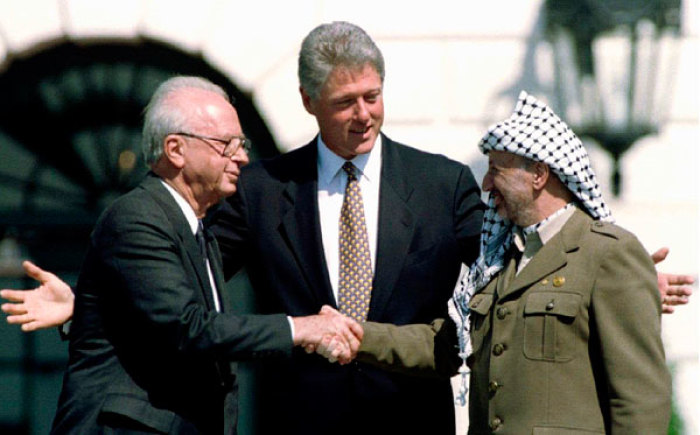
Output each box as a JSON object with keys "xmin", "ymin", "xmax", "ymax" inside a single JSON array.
[
  {"xmin": 359, "ymin": 209, "xmax": 671, "ymax": 434},
  {"xmin": 52, "ymin": 173, "xmax": 293, "ymax": 434}
]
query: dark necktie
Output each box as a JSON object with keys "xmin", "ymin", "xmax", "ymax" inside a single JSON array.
[
  {"xmin": 196, "ymin": 220, "xmax": 208, "ymax": 263},
  {"xmin": 196, "ymin": 220, "xmax": 220, "ymax": 312},
  {"xmin": 338, "ymin": 162, "xmax": 372, "ymax": 322}
]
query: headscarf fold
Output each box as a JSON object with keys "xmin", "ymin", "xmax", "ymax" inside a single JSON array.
[{"xmin": 449, "ymin": 91, "xmax": 613, "ymax": 405}]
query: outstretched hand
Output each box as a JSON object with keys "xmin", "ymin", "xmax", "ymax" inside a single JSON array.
[
  {"xmin": 0, "ymin": 261, "xmax": 75, "ymax": 332},
  {"xmin": 293, "ymin": 305, "xmax": 363, "ymax": 364},
  {"xmin": 651, "ymin": 247, "xmax": 694, "ymax": 314}
]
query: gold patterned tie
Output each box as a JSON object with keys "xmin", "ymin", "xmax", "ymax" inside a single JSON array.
[{"xmin": 338, "ymin": 162, "xmax": 373, "ymax": 322}]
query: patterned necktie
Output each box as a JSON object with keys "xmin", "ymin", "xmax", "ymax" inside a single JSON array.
[{"xmin": 338, "ymin": 161, "xmax": 373, "ymax": 322}]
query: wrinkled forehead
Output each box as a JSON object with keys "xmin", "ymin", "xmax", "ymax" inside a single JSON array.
[{"xmin": 487, "ymin": 149, "xmax": 531, "ymax": 168}]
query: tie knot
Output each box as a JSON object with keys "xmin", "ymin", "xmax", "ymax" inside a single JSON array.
[{"xmin": 342, "ymin": 161, "xmax": 356, "ymax": 180}]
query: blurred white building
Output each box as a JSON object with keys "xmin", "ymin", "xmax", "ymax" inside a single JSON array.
[{"xmin": 0, "ymin": 0, "xmax": 696, "ymax": 433}]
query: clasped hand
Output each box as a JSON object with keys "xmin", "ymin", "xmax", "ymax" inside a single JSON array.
[{"xmin": 292, "ymin": 305, "xmax": 363, "ymax": 365}]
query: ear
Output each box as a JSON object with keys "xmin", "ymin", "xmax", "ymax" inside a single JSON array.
[
  {"xmin": 300, "ymin": 87, "xmax": 315, "ymax": 115},
  {"xmin": 163, "ymin": 134, "xmax": 186, "ymax": 169},
  {"xmin": 532, "ymin": 162, "xmax": 549, "ymax": 190}
]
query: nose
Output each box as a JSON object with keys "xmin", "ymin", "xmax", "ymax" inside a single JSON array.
[
  {"xmin": 231, "ymin": 146, "xmax": 250, "ymax": 166},
  {"xmin": 354, "ymin": 99, "xmax": 370, "ymax": 122},
  {"xmin": 482, "ymin": 172, "xmax": 493, "ymax": 192}
]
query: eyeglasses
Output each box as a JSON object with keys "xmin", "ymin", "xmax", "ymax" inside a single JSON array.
[{"xmin": 174, "ymin": 132, "xmax": 251, "ymax": 157}]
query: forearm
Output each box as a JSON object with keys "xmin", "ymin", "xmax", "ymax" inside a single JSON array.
[{"xmin": 357, "ymin": 318, "xmax": 461, "ymax": 378}]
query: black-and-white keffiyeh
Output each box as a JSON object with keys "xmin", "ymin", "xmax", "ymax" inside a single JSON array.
[{"xmin": 448, "ymin": 90, "xmax": 614, "ymax": 405}]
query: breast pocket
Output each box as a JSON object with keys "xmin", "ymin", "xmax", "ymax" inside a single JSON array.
[{"xmin": 523, "ymin": 292, "xmax": 581, "ymax": 361}]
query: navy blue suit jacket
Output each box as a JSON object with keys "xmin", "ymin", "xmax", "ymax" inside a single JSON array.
[{"xmin": 211, "ymin": 135, "xmax": 484, "ymax": 434}]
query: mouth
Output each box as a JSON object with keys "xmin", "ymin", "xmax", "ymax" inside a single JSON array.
[{"xmin": 349, "ymin": 125, "xmax": 371, "ymax": 137}]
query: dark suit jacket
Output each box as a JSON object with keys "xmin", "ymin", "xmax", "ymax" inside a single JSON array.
[
  {"xmin": 52, "ymin": 173, "xmax": 293, "ymax": 435},
  {"xmin": 359, "ymin": 209, "xmax": 671, "ymax": 434},
  {"xmin": 210, "ymin": 134, "xmax": 484, "ymax": 434}
]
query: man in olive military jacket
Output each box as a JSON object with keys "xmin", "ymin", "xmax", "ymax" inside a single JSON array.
[{"xmin": 341, "ymin": 92, "xmax": 672, "ymax": 434}]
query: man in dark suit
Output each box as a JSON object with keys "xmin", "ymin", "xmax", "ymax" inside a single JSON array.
[
  {"xmin": 208, "ymin": 21, "xmax": 484, "ymax": 434},
  {"xmin": 350, "ymin": 91, "xmax": 672, "ymax": 434},
  {"xmin": 50, "ymin": 76, "xmax": 361, "ymax": 434}
]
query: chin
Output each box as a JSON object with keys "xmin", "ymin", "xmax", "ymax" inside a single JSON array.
[
  {"xmin": 353, "ymin": 140, "xmax": 375, "ymax": 156},
  {"xmin": 218, "ymin": 185, "xmax": 238, "ymax": 198}
]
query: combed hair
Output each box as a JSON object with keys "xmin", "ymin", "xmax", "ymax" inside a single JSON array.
[
  {"xmin": 142, "ymin": 76, "xmax": 229, "ymax": 166},
  {"xmin": 298, "ymin": 21, "xmax": 385, "ymax": 101}
]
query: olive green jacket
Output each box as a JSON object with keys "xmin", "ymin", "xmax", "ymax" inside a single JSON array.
[{"xmin": 359, "ymin": 209, "xmax": 671, "ymax": 434}]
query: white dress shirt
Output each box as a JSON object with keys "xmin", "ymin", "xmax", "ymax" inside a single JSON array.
[
  {"xmin": 161, "ymin": 180, "xmax": 222, "ymax": 312},
  {"xmin": 317, "ymin": 136, "xmax": 382, "ymax": 303}
]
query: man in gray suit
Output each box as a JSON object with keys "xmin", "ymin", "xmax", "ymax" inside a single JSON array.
[
  {"xmin": 49, "ymin": 76, "xmax": 360, "ymax": 434},
  {"xmin": 325, "ymin": 91, "xmax": 672, "ymax": 434}
]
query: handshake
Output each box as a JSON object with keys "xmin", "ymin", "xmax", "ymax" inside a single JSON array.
[{"xmin": 292, "ymin": 305, "xmax": 364, "ymax": 365}]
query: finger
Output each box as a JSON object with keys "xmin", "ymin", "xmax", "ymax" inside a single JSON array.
[
  {"xmin": 6, "ymin": 313, "xmax": 33, "ymax": 325},
  {"xmin": 651, "ymin": 247, "xmax": 669, "ymax": 264},
  {"xmin": 21, "ymin": 321, "xmax": 41, "ymax": 332},
  {"xmin": 318, "ymin": 343, "xmax": 335, "ymax": 361},
  {"xmin": 22, "ymin": 261, "xmax": 49, "ymax": 283},
  {"xmin": 663, "ymin": 295, "xmax": 690, "ymax": 306},
  {"xmin": 2, "ymin": 302, "xmax": 27, "ymax": 315},
  {"xmin": 338, "ymin": 318, "xmax": 363, "ymax": 345},
  {"xmin": 662, "ymin": 305, "xmax": 675, "ymax": 314},
  {"xmin": 665, "ymin": 275, "xmax": 695, "ymax": 286},
  {"xmin": 665, "ymin": 287, "xmax": 693, "ymax": 297},
  {"xmin": 320, "ymin": 305, "xmax": 339, "ymax": 316},
  {"xmin": 304, "ymin": 344, "xmax": 316, "ymax": 354},
  {"xmin": 336, "ymin": 340, "xmax": 353, "ymax": 361},
  {"xmin": 330, "ymin": 346, "xmax": 345, "ymax": 363},
  {"xmin": 0, "ymin": 290, "xmax": 28, "ymax": 303},
  {"xmin": 347, "ymin": 319, "xmax": 364, "ymax": 341}
]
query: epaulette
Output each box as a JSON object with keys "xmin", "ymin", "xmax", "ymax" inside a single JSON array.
[{"xmin": 589, "ymin": 220, "xmax": 621, "ymax": 240}]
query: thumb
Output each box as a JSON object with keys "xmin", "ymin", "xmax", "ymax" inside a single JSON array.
[
  {"xmin": 650, "ymin": 247, "xmax": 669, "ymax": 265},
  {"xmin": 22, "ymin": 261, "xmax": 52, "ymax": 283}
]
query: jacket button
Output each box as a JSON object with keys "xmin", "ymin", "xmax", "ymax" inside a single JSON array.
[
  {"xmin": 496, "ymin": 307, "xmax": 509, "ymax": 319},
  {"xmin": 490, "ymin": 417, "xmax": 502, "ymax": 430},
  {"xmin": 492, "ymin": 343, "xmax": 505, "ymax": 356},
  {"xmin": 488, "ymin": 380, "xmax": 501, "ymax": 393}
]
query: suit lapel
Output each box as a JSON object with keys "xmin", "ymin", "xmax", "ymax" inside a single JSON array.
[
  {"xmin": 369, "ymin": 137, "xmax": 416, "ymax": 321},
  {"xmin": 278, "ymin": 141, "xmax": 335, "ymax": 306},
  {"xmin": 206, "ymin": 231, "xmax": 227, "ymax": 311},
  {"xmin": 142, "ymin": 173, "xmax": 218, "ymax": 311},
  {"xmin": 500, "ymin": 209, "xmax": 589, "ymax": 299}
]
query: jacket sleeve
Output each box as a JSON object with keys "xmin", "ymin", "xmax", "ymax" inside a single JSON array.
[
  {"xmin": 591, "ymin": 231, "xmax": 672, "ymax": 433},
  {"xmin": 94, "ymin": 204, "xmax": 293, "ymax": 361},
  {"xmin": 357, "ymin": 318, "xmax": 462, "ymax": 378}
]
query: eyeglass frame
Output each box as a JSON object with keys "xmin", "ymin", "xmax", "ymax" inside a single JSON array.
[{"xmin": 173, "ymin": 131, "xmax": 251, "ymax": 157}]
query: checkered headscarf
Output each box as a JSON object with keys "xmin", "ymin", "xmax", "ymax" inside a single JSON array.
[{"xmin": 448, "ymin": 91, "xmax": 613, "ymax": 405}]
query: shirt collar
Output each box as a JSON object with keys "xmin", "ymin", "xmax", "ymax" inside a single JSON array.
[
  {"xmin": 160, "ymin": 179, "xmax": 199, "ymax": 235},
  {"xmin": 317, "ymin": 134, "xmax": 382, "ymax": 184},
  {"xmin": 513, "ymin": 203, "xmax": 577, "ymax": 252}
]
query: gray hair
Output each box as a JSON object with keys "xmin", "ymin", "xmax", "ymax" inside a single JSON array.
[
  {"xmin": 142, "ymin": 76, "xmax": 229, "ymax": 166},
  {"xmin": 298, "ymin": 21, "xmax": 385, "ymax": 101}
]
